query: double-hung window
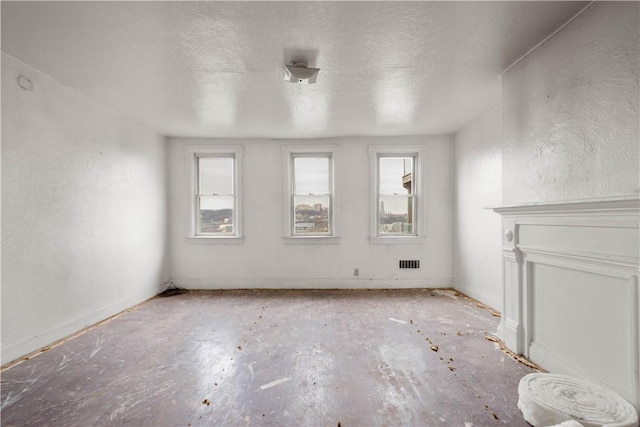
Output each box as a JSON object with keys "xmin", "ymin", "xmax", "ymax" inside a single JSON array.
[
  {"xmin": 370, "ymin": 145, "xmax": 425, "ymax": 243},
  {"xmin": 283, "ymin": 146, "xmax": 339, "ymax": 241},
  {"xmin": 189, "ymin": 146, "xmax": 243, "ymax": 240}
]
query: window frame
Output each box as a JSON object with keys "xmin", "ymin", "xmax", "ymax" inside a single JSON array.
[
  {"xmin": 282, "ymin": 145, "xmax": 340, "ymax": 243},
  {"xmin": 187, "ymin": 145, "xmax": 244, "ymax": 242},
  {"xmin": 369, "ymin": 145, "xmax": 426, "ymax": 244}
]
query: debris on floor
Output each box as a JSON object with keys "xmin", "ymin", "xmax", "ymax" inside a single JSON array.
[
  {"xmin": 485, "ymin": 333, "xmax": 542, "ymax": 371},
  {"xmin": 259, "ymin": 377, "xmax": 291, "ymax": 390},
  {"xmin": 158, "ymin": 281, "xmax": 188, "ymax": 297},
  {"xmin": 1, "ymin": 289, "xmax": 537, "ymax": 426}
]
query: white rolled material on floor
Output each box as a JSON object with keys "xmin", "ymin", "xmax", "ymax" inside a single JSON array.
[
  {"xmin": 517, "ymin": 373, "xmax": 639, "ymax": 427},
  {"xmin": 550, "ymin": 421, "xmax": 585, "ymax": 427}
]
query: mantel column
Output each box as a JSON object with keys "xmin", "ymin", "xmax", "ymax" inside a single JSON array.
[{"xmin": 500, "ymin": 217, "xmax": 524, "ymax": 354}]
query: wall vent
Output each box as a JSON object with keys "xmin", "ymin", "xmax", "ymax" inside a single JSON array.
[{"xmin": 399, "ymin": 260, "xmax": 420, "ymax": 269}]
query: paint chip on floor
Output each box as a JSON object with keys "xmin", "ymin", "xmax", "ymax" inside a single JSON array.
[
  {"xmin": 430, "ymin": 289, "xmax": 459, "ymax": 299},
  {"xmin": 388, "ymin": 317, "xmax": 407, "ymax": 324},
  {"xmin": 260, "ymin": 377, "xmax": 291, "ymax": 390}
]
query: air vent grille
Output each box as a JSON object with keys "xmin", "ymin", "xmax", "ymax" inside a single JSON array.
[{"xmin": 399, "ymin": 260, "xmax": 420, "ymax": 269}]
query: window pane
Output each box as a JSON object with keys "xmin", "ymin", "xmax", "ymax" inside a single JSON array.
[
  {"xmin": 378, "ymin": 195, "xmax": 413, "ymax": 234},
  {"xmin": 379, "ymin": 157, "xmax": 413, "ymax": 195},
  {"xmin": 199, "ymin": 157, "xmax": 234, "ymax": 195},
  {"xmin": 199, "ymin": 195, "xmax": 234, "ymax": 234},
  {"xmin": 294, "ymin": 157, "xmax": 329, "ymax": 195},
  {"xmin": 294, "ymin": 195, "xmax": 329, "ymax": 234}
]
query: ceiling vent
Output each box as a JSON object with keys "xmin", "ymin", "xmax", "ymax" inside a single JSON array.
[{"xmin": 283, "ymin": 63, "xmax": 319, "ymax": 84}]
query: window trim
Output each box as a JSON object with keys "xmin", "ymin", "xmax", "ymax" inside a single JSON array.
[
  {"xmin": 282, "ymin": 145, "xmax": 340, "ymax": 243},
  {"xmin": 369, "ymin": 144, "xmax": 426, "ymax": 244},
  {"xmin": 186, "ymin": 145, "xmax": 244, "ymax": 242}
]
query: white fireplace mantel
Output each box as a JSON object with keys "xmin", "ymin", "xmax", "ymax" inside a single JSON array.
[{"xmin": 492, "ymin": 195, "xmax": 640, "ymax": 409}]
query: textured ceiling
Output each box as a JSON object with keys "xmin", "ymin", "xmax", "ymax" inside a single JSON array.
[{"xmin": 1, "ymin": 1, "xmax": 589, "ymax": 138}]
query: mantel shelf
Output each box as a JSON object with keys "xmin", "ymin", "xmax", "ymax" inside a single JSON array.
[{"xmin": 488, "ymin": 195, "xmax": 639, "ymax": 216}]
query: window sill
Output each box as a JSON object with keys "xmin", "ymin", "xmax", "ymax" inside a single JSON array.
[
  {"xmin": 368, "ymin": 236, "xmax": 426, "ymax": 245},
  {"xmin": 186, "ymin": 236, "xmax": 245, "ymax": 245},
  {"xmin": 283, "ymin": 236, "xmax": 341, "ymax": 245}
]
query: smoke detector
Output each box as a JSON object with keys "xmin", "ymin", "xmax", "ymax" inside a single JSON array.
[{"xmin": 283, "ymin": 63, "xmax": 319, "ymax": 84}]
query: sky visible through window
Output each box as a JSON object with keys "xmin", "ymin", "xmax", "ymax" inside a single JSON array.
[
  {"xmin": 199, "ymin": 157, "xmax": 233, "ymax": 195},
  {"xmin": 294, "ymin": 156, "xmax": 329, "ymax": 203}
]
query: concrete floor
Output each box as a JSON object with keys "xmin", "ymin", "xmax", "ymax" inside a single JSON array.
[{"xmin": 1, "ymin": 289, "xmax": 536, "ymax": 426}]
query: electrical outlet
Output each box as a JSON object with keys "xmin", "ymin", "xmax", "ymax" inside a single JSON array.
[{"xmin": 354, "ymin": 268, "xmax": 359, "ymax": 277}]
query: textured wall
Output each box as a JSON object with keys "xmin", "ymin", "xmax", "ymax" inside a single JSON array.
[
  {"xmin": 503, "ymin": 2, "xmax": 639, "ymax": 204},
  {"xmin": 169, "ymin": 135, "xmax": 453, "ymax": 289},
  {"xmin": 498, "ymin": 0, "xmax": 640, "ymax": 408},
  {"xmin": 453, "ymin": 107, "xmax": 503, "ymax": 310},
  {"xmin": 1, "ymin": 53, "xmax": 170, "ymax": 364}
]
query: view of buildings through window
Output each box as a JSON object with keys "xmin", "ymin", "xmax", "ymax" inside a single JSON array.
[
  {"xmin": 378, "ymin": 156, "xmax": 414, "ymax": 234},
  {"xmin": 197, "ymin": 156, "xmax": 235, "ymax": 234},
  {"xmin": 195, "ymin": 151, "xmax": 413, "ymax": 237},
  {"xmin": 293, "ymin": 155, "xmax": 331, "ymax": 235}
]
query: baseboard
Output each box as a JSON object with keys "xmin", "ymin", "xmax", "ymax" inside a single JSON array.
[
  {"xmin": 452, "ymin": 280, "xmax": 501, "ymax": 312},
  {"xmin": 502, "ymin": 318, "xmax": 520, "ymax": 354},
  {"xmin": 1, "ymin": 284, "xmax": 164, "ymax": 366},
  {"xmin": 172, "ymin": 276, "xmax": 453, "ymax": 290}
]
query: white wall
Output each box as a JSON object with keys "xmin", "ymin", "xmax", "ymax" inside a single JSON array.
[
  {"xmin": 503, "ymin": 1, "xmax": 639, "ymax": 204},
  {"xmin": 497, "ymin": 0, "xmax": 640, "ymax": 407},
  {"xmin": 1, "ymin": 53, "xmax": 170, "ymax": 365},
  {"xmin": 169, "ymin": 135, "xmax": 453, "ymax": 289},
  {"xmin": 453, "ymin": 107, "xmax": 502, "ymax": 310}
]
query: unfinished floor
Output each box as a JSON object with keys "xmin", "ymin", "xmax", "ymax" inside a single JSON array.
[{"xmin": 1, "ymin": 289, "xmax": 536, "ymax": 426}]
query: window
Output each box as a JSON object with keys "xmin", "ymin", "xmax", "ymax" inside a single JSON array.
[
  {"xmin": 283, "ymin": 145, "xmax": 339, "ymax": 241},
  {"xmin": 378, "ymin": 156, "xmax": 415, "ymax": 235},
  {"xmin": 188, "ymin": 146, "xmax": 243, "ymax": 240},
  {"xmin": 370, "ymin": 145, "xmax": 425, "ymax": 243},
  {"xmin": 293, "ymin": 155, "xmax": 331, "ymax": 235}
]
